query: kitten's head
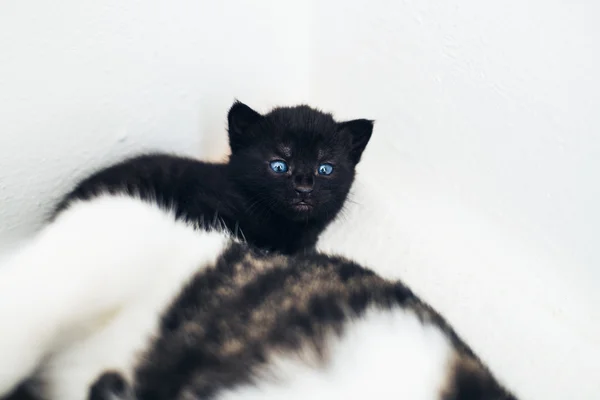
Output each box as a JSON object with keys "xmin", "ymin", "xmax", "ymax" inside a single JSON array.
[{"xmin": 227, "ymin": 101, "xmax": 373, "ymax": 222}]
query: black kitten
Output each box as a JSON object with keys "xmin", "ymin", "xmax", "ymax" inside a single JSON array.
[{"xmin": 53, "ymin": 101, "xmax": 373, "ymax": 254}]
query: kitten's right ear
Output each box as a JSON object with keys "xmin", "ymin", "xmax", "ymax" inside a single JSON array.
[
  {"xmin": 337, "ymin": 118, "xmax": 374, "ymax": 164},
  {"xmin": 227, "ymin": 100, "xmax": 263, "ymax": 153}
]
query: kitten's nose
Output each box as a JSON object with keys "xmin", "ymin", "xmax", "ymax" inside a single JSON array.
[
  {"xmin": 294, "ymin": 174, "xmax": 314, "ymax": 194},
  {"xmin": 295, "ymin": 185, "xmax": 313, "ymax": 194}
]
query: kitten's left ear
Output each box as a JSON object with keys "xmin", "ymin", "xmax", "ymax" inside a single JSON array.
[
  {"xmin": 337, "ymin": 119, "xmax": 374, "ymax": 164},
  {"xmin": 227, "ymin": 100, "xmax": 263, "ymax": 153}
]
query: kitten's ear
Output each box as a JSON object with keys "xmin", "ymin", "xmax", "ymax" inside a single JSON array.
[
  {"xmin": 337, "ymin": 119, "xmax": 374, "ymax": 164},
  {"xmin": 227, "ymin": 100, "xmax": 263, "ymax": 153}
]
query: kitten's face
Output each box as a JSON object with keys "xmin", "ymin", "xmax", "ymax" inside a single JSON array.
[{"xmin": 227, "ymin": 102, "xmax": 373, "ymax": 222}]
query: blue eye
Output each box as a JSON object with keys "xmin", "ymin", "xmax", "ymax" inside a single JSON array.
[
  {"xmin": 318, "ymin": 163, "xmax": 334, "ymax": 175},
  {"xmin": 270, "ymin": 160, "xmax": 288, "ymax": 173}
]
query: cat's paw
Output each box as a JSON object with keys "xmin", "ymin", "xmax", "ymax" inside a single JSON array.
[{"xmin": 88, "ymin": 371, "xmax": 133, "ymax": 400}]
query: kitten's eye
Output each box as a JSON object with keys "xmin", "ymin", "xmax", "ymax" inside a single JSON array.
[
  {"xmin": 318, "ymin": 163, "xmax": 334, "ymax": 175},
  {"xmin": 269, "ymin": 160, "xmax": 289, "ymax": 173}
]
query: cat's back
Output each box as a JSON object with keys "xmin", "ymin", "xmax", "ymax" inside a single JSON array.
[
  {"xmin": 53, "ymin": 153, "xmax": 236, "ymax": 223},
  {"xmin": 129, "ymin": 248, "xmax": 517, "ymax": 400}
]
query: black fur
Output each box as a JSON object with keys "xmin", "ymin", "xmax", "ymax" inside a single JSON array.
[
  {"xmin": 53, "ymin": 101, "xmax": 374, "ymax": 254},
  {"xmin": 87, "ymin": 244, "xmax": 517, "ymax": 400},
  {"xmin": 88, "ymin": 372, "xmax": 129, "ymax": 400},
  {"xmin": 1, "ymin": 386, "xmax": 37, "ymax": 400}
]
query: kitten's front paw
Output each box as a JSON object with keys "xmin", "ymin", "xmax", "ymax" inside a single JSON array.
[{"xmin": 88, "ymin": 371, "xmax": 133, "ymax": 400}]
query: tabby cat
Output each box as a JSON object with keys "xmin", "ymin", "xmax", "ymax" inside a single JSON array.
[{"xmin": 0, "ymin": 194, "xmax": 518, "ymax": 400}]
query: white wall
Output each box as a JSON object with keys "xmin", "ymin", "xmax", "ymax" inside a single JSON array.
[
  {"xmin": 311, "ymin": 1, "xmax": 600, "ymax": 399},
  {"xmin": 1, "ymin": 1, "xmax": 599, "ymax": 399}
]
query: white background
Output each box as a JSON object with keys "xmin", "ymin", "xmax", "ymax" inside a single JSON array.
[{"xmin": 0, "ymin": 1, "xmax": 598, "ymax": 399}]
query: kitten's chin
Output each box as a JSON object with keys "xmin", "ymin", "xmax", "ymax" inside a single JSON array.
[{"xmin": 286, "ymin": 201, "xmax": 316, "ymax": 220}]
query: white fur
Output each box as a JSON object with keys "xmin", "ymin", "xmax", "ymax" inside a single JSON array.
[
  {"xmin": 218, "ymin": 307, "xmax": 454, "ymax": 400},
  {"xmin": 0, "ymin": 195, "xmax": 230, "ymax": 399}
]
